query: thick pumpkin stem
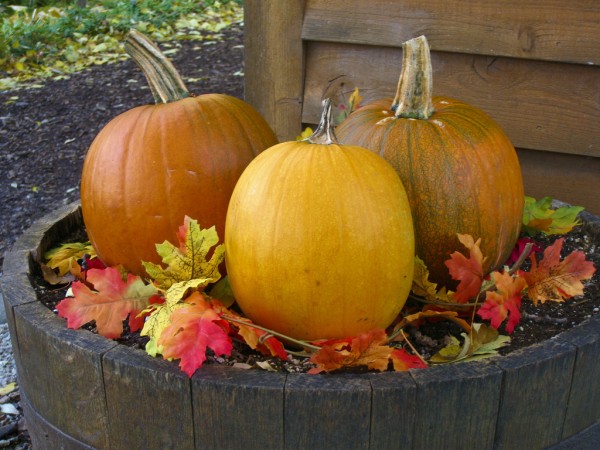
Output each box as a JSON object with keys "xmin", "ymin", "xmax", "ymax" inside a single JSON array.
[
  {"xmin": 391, "ymin": 35, "xmax": 434, "ymax": 119},
  {"xmin": 305, "ymin": 98, "xmax": 339, "ymax": 145},
  {"xmin": 124, "ymin": 29, "xmax": 190, "ymax": 104}
]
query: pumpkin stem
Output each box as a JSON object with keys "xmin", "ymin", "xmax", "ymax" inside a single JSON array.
[
  {"xmin": 305, "ymin": 98, "xmax": 339, "ymax": 145},
  {"xmin": 391, "ymin": 35, "xmax": 434, "ymax": 119},
  {"xmin": 124, "ymin": 29, "xmax": 190, "ymax": 104}
]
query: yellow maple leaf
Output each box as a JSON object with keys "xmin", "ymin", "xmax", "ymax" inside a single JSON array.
[
  {"xmin": 44, "ymin": 241, "xmax": 96, "ymax": 277},
  {"xmin": 412, "ymin": 256, "xmax": 454, "ymax": 302},
  {"xmin": 142, "ymin": 217, "xmax": 224, "ymax": 291}
]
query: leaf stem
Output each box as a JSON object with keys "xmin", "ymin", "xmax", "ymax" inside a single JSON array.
[
  {"xmin": 399, "ymin": 329, "xmax": 428, "ymax": 367},
  {"xmin": 509, "ymin": 242, "xmax": 534, "ymax": 275},
  {"xmin": 221, "ymin": 315, "xmax": 322, "ymax": 352}
]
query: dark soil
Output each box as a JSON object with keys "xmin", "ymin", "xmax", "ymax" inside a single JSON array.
[{"xmin": 2, "ymin": 22, "xmax": 600, "ymax": 448}]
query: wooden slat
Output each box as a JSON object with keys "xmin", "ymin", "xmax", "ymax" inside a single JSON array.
[
  {"xmin": 410, "ymin": 362, "xmax": 503, "ymax": 449},
  {"xmin": 192, "ymin": 366, "xmax": 286, "ymax": 449},
  {"xmin": 14, "ymin": 301, "xmax": 116, "ymax": 449},
  {"xmin": 368, "ymin": 372, "xmax": 417, "ymax": 449},
  {"xmin": 302, "ymin": 41, "xmax": 600, "ymax": 158},
  {"xmin": 303, "ymin": 0, "xmax": 600, "ymax": 65},
  {"xmin": 517, "ymin": 148, "xmax": 600, "ymax": 216},
  {"xmin": 284, "ymin": 374, "xmax": 371, "ymax": 449},
  {"xmin": 555, "ymin": 317, "xmax": 600, "ymax": 439},
  {"xmin": 493, "ymin": 340, "xmax": 576, "ymax": 449},
  {"xmin": 244, "ymin": 0, "xmax": 306, "ymax": 142},
  {"xmin": 103, "ymin": 346, "xmax": 195, "ymax": 449}
]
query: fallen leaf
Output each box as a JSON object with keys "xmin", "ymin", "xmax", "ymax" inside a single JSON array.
[
  {"xmin": 477, "ymin": 271, "xmax": 526, "ymax": 333},
  {"xmin": 522, "ymin": 196, "xmax": 584, "ymax": 236},
  {"xmin": 444, "ymin": 234, "xmax": 487, "ymax": 303}
]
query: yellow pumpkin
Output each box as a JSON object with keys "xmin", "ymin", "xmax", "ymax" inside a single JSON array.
[{"xmin": 225, "ymin": 99, "xmax": 414, "ymax": 341}]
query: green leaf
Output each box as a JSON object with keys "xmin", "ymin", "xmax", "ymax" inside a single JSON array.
[{"xmin": 522, "ymin": 196, "xmax": 584, "ymax": 236}]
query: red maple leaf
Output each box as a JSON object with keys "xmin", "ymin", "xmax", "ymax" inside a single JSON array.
[
  {"xmin": 56, "ymin": 267, "xmax": 159, "ymax": 339},
  {"xmin": 477, "ymin": 271, "xmax": 526, "ymax": 334},
  {"xmin": 158, "ymin": 294, "xmax": 232, "ymax": 377},
  {"xmin": 522, "ymin": 238, "xmax": 596, "ymax": 305},
  {"xmin": 444, "ymin": 234, "xmax": 486, "ymax": 303},
  {"xmin": 390, "ymin": 348, "xmax": 428, "ymax": 371}
]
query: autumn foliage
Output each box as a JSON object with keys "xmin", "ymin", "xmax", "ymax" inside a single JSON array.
[{"xmin": 49, "ymin": 196, "xmax": 596, "ymax": 377}]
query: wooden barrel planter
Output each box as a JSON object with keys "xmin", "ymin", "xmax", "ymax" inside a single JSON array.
[{"xmin": 1, "ymin": 201, "xmax": 599, "ymax": 449}]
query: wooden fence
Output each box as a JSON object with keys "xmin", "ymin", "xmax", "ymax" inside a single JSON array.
[{"xmin": 244, "ymin": 0, "xmax": 600, "ymax": 215}]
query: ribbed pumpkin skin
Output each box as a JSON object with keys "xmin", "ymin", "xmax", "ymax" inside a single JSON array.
[
  {"xmin": 337, "ymin": 96, "xmax": 524, "ymax": 286},
  {"xmin": 81, "ymin": 94, "xmax": 277, "ymax": 275},
  {"xmin": 224, "ymin": 141, "xmax": 415, "ymax": 341}
]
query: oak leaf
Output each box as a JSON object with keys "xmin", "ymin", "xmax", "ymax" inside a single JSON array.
[
  {"xmin": 477, "ymin": 271, "xmax": 526, "ymax": 333},
  {"xmin": 158, "ymin": 293, "xmax": 232, "ymax": 377},
  {"xmin": 56, "ymin": 267, "xmax": 159, "ymax": 339},
  {"xmin": 143, "ymin": 216, "xmax": 224, "ymax": 291},
  {"xmin": 522, "ymin": 238, "xmax": 596, "ymax": 305},
  {"xmin": 444, "ymin": 234, "xmax": 486, "ymax": 303}
]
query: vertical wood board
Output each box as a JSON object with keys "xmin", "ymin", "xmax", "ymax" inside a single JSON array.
[
  {"xmin": 493, "ymin": 340, "xmax": 576, "ymax": 449},
  {"xmin": 103, "ymin": 346, "xmax": 194, "ymax": 450},
  {"xmin": 409, "ymin": 362, "xmax": 503, "ymax": 449},
  {"xmin": 284, "ymin": 374, "xmax": 372, "ymax": 449},
  {"xmin": 14, "ymin": 301, "xmax": 115, "ymax": 449},
  {"xmin": 192, "ymin": 366, "xmax": 286, "ymax": 449},
  {"xmin": 302, "ymin": 0, "xmax": 600, "ymax": 64}
]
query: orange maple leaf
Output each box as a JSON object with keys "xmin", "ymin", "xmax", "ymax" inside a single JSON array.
[
  {"xmin": 56, "ymin": 267, "xmax": 159, "ymax": 339},
  {"xmin": 390, "ymin": 348, "xmax": 428, "ymax": 371},
  {"xmin": 159, "ymin": 293, "xmax": 232, "ymax": 377},
  {"xmin": 522, "ymin": 238, "xmax": 596, "ymax": 305},
  {"xmin": 444, "ymin": 234, "xmax": 487, "ymax": 303},
  {"xmin": 477, "ymin": 271, "xmax": 527, "ymax": 334},
  {"xmin": 309, "ymin": 329, "xmax": 394, "ymax": 374}
]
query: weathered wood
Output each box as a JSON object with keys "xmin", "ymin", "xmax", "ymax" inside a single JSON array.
[
  {"xmin": 302, "ymin": 0, "xmax": 600, "ymax": 65},
  {"xmin": 517, "ymin": 149, "xmax": 600, "ymax": 216},
  {"xmin": 20, "ymin": 392, "xmax": 96, "ymax": 450},
  {"xmin": 493, "ymin": 340, "xmax": 576, "ymax": 449},
  {"xmin": 243, "ymin": 0, "xmax": 305, "ymax": 142},
  {"xmin": 13, "ymin": 301, "xmax": 116, "ymax": 449},
  {"xmin": 368, "ymin": 372, "xmax": 417, "ymax": 449},
  {"xmin": 549, "ymin": 420, "xmax": 600, "ymax": 450},
  {"xmin": 302, "ymin": 41, "xmax": 600, "ymax": 158},
  {"xmin": 192, "ymin": 366, "xmax": 286, "ymax": 449},
  {"xmin": 103, "ymin": 345, "xmax": 194, "ymax": 449},
  {"xmin": 284, "ymin": 374, "xmax": 372, "ymax": 449},
  {"xmin": 555, "ymin": 317, "xmax": 600, "ymax": 438},
  {"xmin": 409, "ymin": 362, "xmax": 503, "ymax": 449}
]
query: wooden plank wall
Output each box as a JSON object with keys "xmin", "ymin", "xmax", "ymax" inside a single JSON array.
[{"xmin": 244, "ymin": 0, "xmax": 600, "ymax": 214}]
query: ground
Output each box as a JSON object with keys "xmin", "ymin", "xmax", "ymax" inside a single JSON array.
[{"xmin": 0, "ymin": 26, "xmax": 244, "ymax": 269}]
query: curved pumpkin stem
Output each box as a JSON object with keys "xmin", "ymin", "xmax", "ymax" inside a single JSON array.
[
  {"xmin": 391, "ymin": 35, "xmax": 434, "ymax": 119},
  {"xmin": 305, "ymin": 98, "xmax": 339, "ymax": 145},
  {"xmin": 124, "ymin": 29, "xmax": 190, "ymax": 104}
]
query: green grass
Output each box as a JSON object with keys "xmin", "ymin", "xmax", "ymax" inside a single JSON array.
[{"xmin": 0, "ymin": 0, "xmax": 243, "ymax": 90}]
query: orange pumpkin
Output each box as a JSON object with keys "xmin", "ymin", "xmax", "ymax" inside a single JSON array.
[
  {"xmin": 225, "ymin": 99, "xmax": 415, "ymax": 341},
  {"xmin": 337, "ymin": 36, "xmax": 524, "ymax": 287},
  {"xmin": 80, "ymin": 31, "xmax": 277, "ymax": 275}
]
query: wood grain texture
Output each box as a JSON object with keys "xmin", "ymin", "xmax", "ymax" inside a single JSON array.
[
  {"xmin": 517, "ymin": 148, "xmax": 600, "ymax": 216},
  {"xmin": 302, "ymin": 41, "xmax": 600, "ymax": 157},
  {"xmin": 103, "ymin": 346, "xmax": 194, "ymax": 450},
  {"xmin": 14, "ymin": 301, "xmax": 116, "ymax": 449},
  {"xmin": 302, "ymin": 0, "xmax": 600, "ymax": 65},
  {"xmin": 368, "ymin": 372, "xmax": 417, "ymax": 449},
  {"xmin": 493, "ymin": 340, "xmax": 576, "ymax": 449},
  {"xmin": 284, "ymin": 374, "xmax": 371, "ymax": 449},
  {"xmin": 192, "ymin": 366, "xmax": 286, "ymax": 449},
  {"xmin": 555, "ymin": 317, "xmax": 600, "ymax": 439},
  {"xmin": 244, "ymin": 0, "xmax": 306, "ymax": 141},
  {"xmin": 409, "ymin": 362, "xmax": 503, "ymax": 449}
]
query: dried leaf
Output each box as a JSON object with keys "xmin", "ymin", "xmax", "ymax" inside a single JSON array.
[
  {"xmin": 158, "ymin": 293, "xmax": 232, "ymax": 377},
  {"xmin": 522, "ymin": 196, "xmax": 584, "ymax": 236},
  {"xmin": 523, "ymin": 238, "xmax": 596, "ymax": 305},
  {"xmin": 444, "ymin": 234, "xmax": 487, "ymax": 303},
  {"xmin": 412, "ymin": 257, "xmax": 453, "ymax": 302},
  {"xmin": 143, "ymin": 216, "xmax": 224, "ymax": 291},
  {"xmin": 56, "ymin": 267, "xmax": 159, "ymax": 339},
  {"xmin": 477, "ymin": 271, "xmax": 526, "ymax": 333}
]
